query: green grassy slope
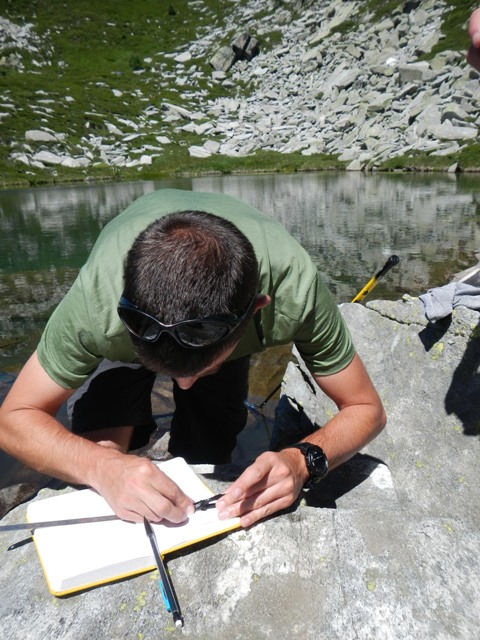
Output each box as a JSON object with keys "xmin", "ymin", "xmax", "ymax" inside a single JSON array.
[{"xmin": 0, "ymin": 0, "xmax": 478, "ymax": 187}]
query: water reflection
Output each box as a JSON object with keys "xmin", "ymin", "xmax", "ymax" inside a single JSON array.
[
  {"xmin": 0, "ymin": 179, "xmax": 191, "ymax": 272},
  {"xmin": 194, "ymin": 172, "xmax": 480, "ymax": 301},
  {"xmin": 1, "ymin": 172, "xmax": 479, "ymax": 372}
]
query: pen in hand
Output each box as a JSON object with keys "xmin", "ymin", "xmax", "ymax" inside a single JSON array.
[{"xmin": 143, "ymin": 518, "xmax": 183, "ymax": 628}]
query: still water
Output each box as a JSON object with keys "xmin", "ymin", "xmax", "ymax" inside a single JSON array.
[{"xmin": 1, "ymin": 171, "xmax": 480, "ymax": 378}]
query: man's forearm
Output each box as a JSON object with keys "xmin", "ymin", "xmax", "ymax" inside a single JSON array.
[
  {"xmin": 0, "ymin": 353, "xmax": 196, "ymax": 523},
  {"xmin": 280, "ymin": 395, "xmax": 386, "ymax": 489},
  {"xmin": 0, "ymin": 402, "xmax": 193, "ymax": 523},
  {"xmin": 0, "ymin": 403, "xmax": 119, "ymax": 487},
  {"xmin": 217, "ymin": 354, "xmax": 386, "ymax": 527},
  {"xmin": 297, "ymin": 400, "xmax": 386, "ymax": 471},
  {"xmin": 0, "ymin": 350, "xmax": 113, "ymax": 488},
  {"xmin": 280, "ymin": 354, "xmax": 387, "ymax": 476}
]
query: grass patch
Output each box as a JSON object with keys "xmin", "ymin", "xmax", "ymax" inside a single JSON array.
[
  {"xmin": 364, "ymin": 0, "xmax": 404, "ymax": 22},
  {"xmin": 158, "ymin": 149, "xmax": 346, "ymax": 176},
  {"xmin": 377, "ymin": 145, "xmax": 480, "ymax": 172},
  {"xmin": 424, "ymin": 0, "xmax": 478, "ymax": 60}
]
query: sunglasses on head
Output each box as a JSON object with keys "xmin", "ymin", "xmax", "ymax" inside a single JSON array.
[{"xmin": 117, "ymin": 294, "xmax": 257, "ymax": 349}]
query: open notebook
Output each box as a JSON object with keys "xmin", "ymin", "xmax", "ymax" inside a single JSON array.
[{"xmin": 27, "ymin": 457, "xmax": 240, "ymax": 596}]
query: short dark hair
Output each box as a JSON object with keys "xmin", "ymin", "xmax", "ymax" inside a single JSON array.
[{"xmin": 123, "ymin": 210, "xmax": 258, "ymax": 376}]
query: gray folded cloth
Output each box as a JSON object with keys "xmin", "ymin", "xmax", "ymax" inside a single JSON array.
[{"xmin": 419, "ymin": 282, "xmax": 480, "ymax": 322}]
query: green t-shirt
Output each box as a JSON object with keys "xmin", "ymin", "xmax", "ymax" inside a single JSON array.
[{"xmin": 38, "ymin": 189, "xmax": 354, "ymax": 388}]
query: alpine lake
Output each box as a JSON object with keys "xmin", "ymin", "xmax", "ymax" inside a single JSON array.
[{"xmin": 1, "ymin": 170, "xmax": 479, "ymax": 418}]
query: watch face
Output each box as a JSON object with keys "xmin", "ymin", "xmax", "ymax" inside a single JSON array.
[
  {"xmin": 305, "ymin": 445, "xmax": 329, "ymax": 482},
  {"xmin": 288, "ymin": 443, "xmax": 329, "ymax": 487}
]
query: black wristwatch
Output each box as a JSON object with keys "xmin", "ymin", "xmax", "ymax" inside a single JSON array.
[{"xmin": 287, "ymin": 443, "xmax": 329, "ymax": 488}]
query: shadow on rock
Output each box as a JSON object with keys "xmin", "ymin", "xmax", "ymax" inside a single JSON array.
[
  {"xmin": 418, "ymin": 315, "xmax": 452, "ymax": 351},
  {"xmin": 304, "ymin": 453, "xmax": 386, "ymax": 509},
  {"xmin": 445, "ymin": 318, "xmax": 480, "ymax": 436}
]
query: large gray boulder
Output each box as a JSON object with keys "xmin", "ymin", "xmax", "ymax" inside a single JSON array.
[{"xmin": 1, "ymin": 297, "xmax": 480, "ymax": 639}]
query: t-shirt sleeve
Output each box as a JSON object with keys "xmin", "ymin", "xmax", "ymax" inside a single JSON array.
[
  {"xmin": 37, "ymin": 276, "xmax": 104, "ymax": 389},
  {"xmin": 293, "ymin": 271, "xmax": 355, "ymax": 376}
]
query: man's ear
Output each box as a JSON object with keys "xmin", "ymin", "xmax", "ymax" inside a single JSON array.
[{"xmin": 253, "ymin": 294, "xmax": 271, "ymax": 314}]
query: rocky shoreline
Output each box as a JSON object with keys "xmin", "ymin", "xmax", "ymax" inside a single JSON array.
[{"xmin": 1, "ymin": 1, "xmax": 479, "ymax": 175}]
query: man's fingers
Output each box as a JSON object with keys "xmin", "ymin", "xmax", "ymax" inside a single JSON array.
[
  {"xmin": 130, "ymin": 463, "xmax": 194, "ymax": 523},
  {"xmin": 221, "ymin": 451, "xmax": 292, "ymax": 505},
  {"xmin": 468, "ymin": 9, "xmax": 480, "ymax": 72},
  {"xmin": 239, "ymin": 496, "xmax": 293, "ymax": 528},
  {"xmin": 217, "ymin": 451, "xmax": 302, "ymax": 525},
  {"xmin": 469, "ymin": 9, "xmax": 480, "ymax": 41},
  {"xmin": 97, "ymin": 456, "xmax": 194, "ymax": 523},
  {"xmin": 219, "ymin": 488, "xmax": 295, "ymax": 527}
]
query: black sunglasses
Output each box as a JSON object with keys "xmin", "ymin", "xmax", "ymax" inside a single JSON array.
[{"xmin": 117, "ymin": 294, "xmax": 257, "ymax": 349}]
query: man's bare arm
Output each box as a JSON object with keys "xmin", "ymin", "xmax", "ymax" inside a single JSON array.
[
  {"xmin": 217, "ymin": 353, "xmax": 386, "ymax": 526},
  {"xmin": 0, "ymin": 351, "xmax": 193, "ymax": 523}
]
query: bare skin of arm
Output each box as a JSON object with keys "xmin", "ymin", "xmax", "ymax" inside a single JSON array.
[
  {"xmin": 467, "ymin": 9, "xmax": 480, "ymax": 72},
  {"xmin": 217, "ymin": 353, "xmax": 386, "ymax": 527},
  {"xmin": 0, "ymin": 351, "xmax": 193, "ymax": 523}
]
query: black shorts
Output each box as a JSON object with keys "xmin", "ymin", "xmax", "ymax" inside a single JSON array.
[{"xmin": 67, "ymin": 356, "xmax": 250, "ymax": 463}]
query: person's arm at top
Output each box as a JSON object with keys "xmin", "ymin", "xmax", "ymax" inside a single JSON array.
[
  {"xmin": 217, "ymin": 352, "xmax": 386, "ymax": 527},
  {"xmin": 0, "ymin": 350, "xmax": 193, "ymax": 523},
  {"xmin": 467, "ymin": 9, "xmax": 480, "ymax": 72}
]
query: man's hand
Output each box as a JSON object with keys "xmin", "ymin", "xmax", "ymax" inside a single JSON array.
[
  {"xmin": 217, "ymin": 448, "xmax": 307, "ymax": 527},
  {"xmin": 90, "ymin": 452, "xmax": 194, "ymax": 523},
  {"xmin": 467, "ymin": 9, "xmax": 480, "ymax": 72}
]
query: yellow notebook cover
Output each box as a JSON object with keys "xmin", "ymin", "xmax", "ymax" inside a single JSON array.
[{"xmin": 26, "ymin": 457, "xmax": 240, "ymax": 596}]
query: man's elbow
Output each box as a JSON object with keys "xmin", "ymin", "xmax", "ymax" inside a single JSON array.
[{"xmin": 374, "ymin": 402, "xmax": 387, "ymax": 436}]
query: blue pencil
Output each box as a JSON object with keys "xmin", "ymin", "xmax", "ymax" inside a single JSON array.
[{"xmin": 143, "ymin": 518, "xmax": 183, "ymax": 628}]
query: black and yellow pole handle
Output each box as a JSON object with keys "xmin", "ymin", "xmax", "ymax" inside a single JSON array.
[{"xmin": 351, "ymin": 255, "xmax": 400, "ymax": 303}]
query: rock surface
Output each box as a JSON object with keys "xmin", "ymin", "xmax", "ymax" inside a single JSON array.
[{"xmin": 1, "ymin": 297, "xmax": 479, "ymax": 639}]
